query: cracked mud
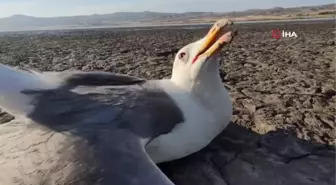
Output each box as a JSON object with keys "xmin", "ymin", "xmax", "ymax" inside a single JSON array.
[{"xmin": 0, "ymin": 20, "xmax": 335, "ymax": 185}]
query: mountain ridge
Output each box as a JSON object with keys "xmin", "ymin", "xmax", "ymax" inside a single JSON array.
[{"xmin": 0, "ymin": 3, "xmax": 335, "ymax": 31}]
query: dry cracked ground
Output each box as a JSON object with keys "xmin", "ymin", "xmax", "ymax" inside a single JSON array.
[{"xmin": 0, "ymin": 20, "xmax": 335, "ymax": 185}]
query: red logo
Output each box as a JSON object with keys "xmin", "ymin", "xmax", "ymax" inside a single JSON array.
[{"xmin": 272, "ymin": 29, "xmax": 281, "ymax": 40}]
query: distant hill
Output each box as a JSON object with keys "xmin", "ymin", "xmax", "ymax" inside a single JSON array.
[{"xmin": 0, "ymin": 3, "xmax": 335, "ymax": 31}]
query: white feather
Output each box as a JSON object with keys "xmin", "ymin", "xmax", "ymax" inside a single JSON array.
[
  {"xmin": 146, "ymin": 77, "xmax": 232, "ymax": 163},
  {"xmin": 0, "ymin": 63, "xmax": 62, "ymax": 116}
]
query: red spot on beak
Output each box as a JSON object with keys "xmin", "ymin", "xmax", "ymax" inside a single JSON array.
[{"xmin": 192, "ymin": 55, "xmax": 199, "ymax": 64}]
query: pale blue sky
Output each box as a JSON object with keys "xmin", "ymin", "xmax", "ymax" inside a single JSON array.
[{"xmin": 0, "ymin": 0, "xmax": 334, "ymax": 18}]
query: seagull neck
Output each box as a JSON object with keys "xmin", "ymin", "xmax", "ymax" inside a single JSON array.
[
  {"xmin": 170, "ymin": 72, "xmax": 226, "ymax": 109},
  {"xmin": 192, "ymin": 74, "xmax": 226, "ymax": 106}
]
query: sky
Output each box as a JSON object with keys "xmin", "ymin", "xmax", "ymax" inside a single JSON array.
[{"xmin": 0, "ymin": 0, "xmax": 334, "ymax": 18}]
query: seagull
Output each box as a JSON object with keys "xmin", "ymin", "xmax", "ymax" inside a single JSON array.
[{"xmin": 0, "ymin": 19, "xmax": 235, "ymax": 185}]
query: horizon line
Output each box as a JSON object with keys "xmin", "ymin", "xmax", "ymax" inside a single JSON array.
[{"xmin": 1, "ymin": 3, "xmax": 334, "ymax": 19}]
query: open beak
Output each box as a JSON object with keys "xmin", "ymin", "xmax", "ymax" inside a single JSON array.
[{"xmin": 192, "ymin": 19, "xmax": 236, "ymax": 64}]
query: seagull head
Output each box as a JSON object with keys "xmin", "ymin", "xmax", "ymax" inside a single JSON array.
[{"xmin": 171, "ymin": 19, "xmax": 236, "ymax": 92}]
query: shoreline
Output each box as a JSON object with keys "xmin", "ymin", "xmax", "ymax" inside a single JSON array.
[{"xmin": 0, "ymin": 17, "xmax": 335, "ymax": 33}]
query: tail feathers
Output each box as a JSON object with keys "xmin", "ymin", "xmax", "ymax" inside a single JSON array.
[{"xmin": 0, "ymin": 63, "xmax": 62, "ymax": 116}]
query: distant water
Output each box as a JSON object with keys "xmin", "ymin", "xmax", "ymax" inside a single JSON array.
[
  {"xmin": 234, "ymin": 17, "xmax": 336, "ymax": 24},
  {"xmin": 0, "ymin": 17, "xmax": 335, "ymax": 34},
  {"xmin": 156, "ymin": 17, "xmax": 336, "ymax": 29},
  {"xmin": 125, "ymin": 17, "xmax": 336, "ymax": 31}
]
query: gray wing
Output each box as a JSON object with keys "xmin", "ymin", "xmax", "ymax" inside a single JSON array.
[
  {"xmin": 0, "ymin": 124, "xmax": 174, "ymax": 185},
  {"xmin": 61, "ymin": 71, "xmax": 146, "ymax": 87},
  {"xmin": 72, "ymin": 130, "xmax": 175, "ymax": 185},
  {"xmin": 58, "ymin": 129, "xmax": 175, "ymax": 185},
  {"xmin": 0, "ymin": 72, "xmax": 182, "ymax": 185}
]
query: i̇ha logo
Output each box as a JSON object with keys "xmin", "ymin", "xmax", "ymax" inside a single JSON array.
[{"xmin": 272, "ymin": 29, "xmax": 298, "ymax": 39}]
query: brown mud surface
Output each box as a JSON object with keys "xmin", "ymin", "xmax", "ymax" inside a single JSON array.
[{"xmin": 0, "ymin": 20, "xmax": 335, "ymax": 185}]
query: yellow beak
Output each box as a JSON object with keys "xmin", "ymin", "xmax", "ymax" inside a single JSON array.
[{"xmin": 192, "ymin": 19, "xmax": 235, "ymax": 63}]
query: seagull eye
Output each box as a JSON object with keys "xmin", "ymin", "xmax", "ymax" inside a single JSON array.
[{"xmin": 179, "ymin": 52, "xmax": 186, "ymax": 59}]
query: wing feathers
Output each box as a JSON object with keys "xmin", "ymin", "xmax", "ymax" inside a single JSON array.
[
  {"xmin": 0, "ymin": 63, "xmax": 61, "ymax": 115},
  {"xmin": 0, "ymin": 63, "xmax": 145, "ymax": 116}
]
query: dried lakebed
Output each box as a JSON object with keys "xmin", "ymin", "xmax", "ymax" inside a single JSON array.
[{"xmin": 0, "ymin": 20, "xmax": 335, "ymax": 185}]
